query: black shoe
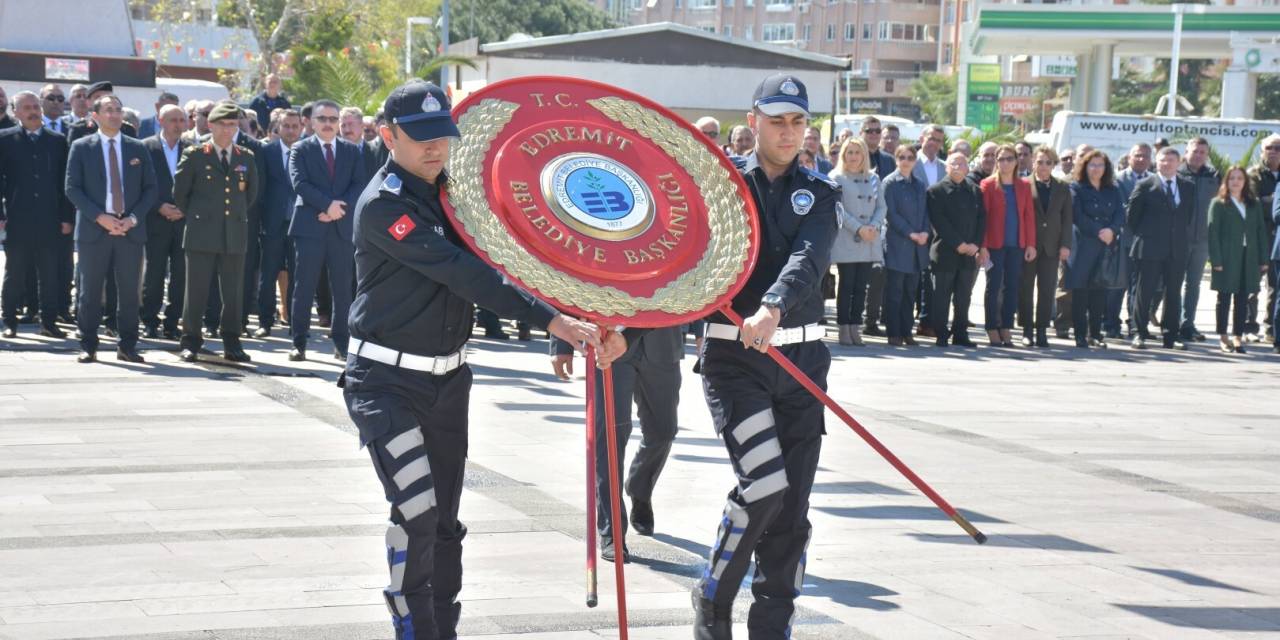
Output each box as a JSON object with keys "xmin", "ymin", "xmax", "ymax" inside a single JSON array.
[
  {"xmin": 1089, "ymin": 337, "xmax": 1108, "ymax": 349},
  {"xmin": 288, "ymin": 348, "xmax": 306, "ymax": 361},
  {"xmin": 517, "ymin": 325, "xmax": 532, "ymax": 341},
  {"xmin": 484, "ymin": 329, "xmax": 510, "ymax": 340},
  {"xmin": 162, "ymin": 327, "xmax": 180, "ymax": 340},
  {"xmin": 600, "ymin": 538, "xmax": 631, "ymax": 563},
  {"xmin": 1035, "ymin": 329, "xmax": 1049, "ymax": 348},
  {"xmin": 630, "ymin": 498, "xmax": 654, "ymax": 536},
  {"xmin": 863, "ymin": 323, "xmax": 884, "ymax": 337},
  {"xmin": 2, "ymin": 325, "xmax": 17, "ymax": 338},
  {"xmin": 692, "ymin": 590, "xmax": 733, "ymax": 640},
  {"xmin": 203, "ymin": 327, "xmax": 218, "ymax": 339},
  {"xmin": 1021, "ymin": 330, "xmax": 1035, "ymax": 348},
  {"xmin": 116, "ymin": 347, "xmax": 145, "ymax": 363},
  {"xmin": 76, "ymin": 350, "xmax": 97, "ymax": 363},
  {"xmin": 253, "ymin": 327, "xmax": 271, "ymax": 338},
  {"xmin": 224, "ymin": 347, "xmax": 251, "ymax": 363},
  {"xmin": 143, "ymin": 326, "xmax": 160, "ymax": 339},
  {"xmin": 1056, "ymin": 329, "xmax": 1072, "ymax": 340},
  {"xmin": 1075, "ymin": 337, "xmax": 1089, "ymax": 349},
  {"xmin": 103, "ymin": 327, "xmax": 118, "ymax": 338},
  {"xmin": 1105, "ymin": 328, "xmax": 1122, "ymax": 339},
  {"xmin": 19, "ymin": 314, "xmax": 37, "ymax": 325},
  {"xmin": 952, "ymin": 336, "xmax": 977, "ymax": 348},
  {"xmin": 317, "ymin": 315, "xmax": 332, "ymax": 328},
  {"xmin": 935, "ymin": 336, "xmax": 949, "ymax": 348},
  {"xmin": 692, "ymin": 358, "xmax": 702, "ymax": 375},
  {"xmin": 179, "ymin": 348, "xmax": 198, "ymax": 363},
  {"xmin": 39, "ymin": 325, "xmax": 67, "ymax": 338}
]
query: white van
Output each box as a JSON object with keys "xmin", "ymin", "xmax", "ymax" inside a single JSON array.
[{"xmin": 1046, "ymin": 111, "xmax": 1280, "ymax": 165}]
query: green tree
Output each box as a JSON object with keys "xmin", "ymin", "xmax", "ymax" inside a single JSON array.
[
  {"xmin": 908, "ymin": 72, "xmax": 957, "ymax": 124},
  {"xmin": 1256, "ymin": 74, "xmax": 1280, "ymax": 120}
]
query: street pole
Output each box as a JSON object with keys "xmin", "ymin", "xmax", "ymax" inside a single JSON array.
[
  {"xmin": 1167, "ymin": 4, "xmax": 1183, "ymax": 117},
  {"xmin": 440, "ymin": 0, "xmax": 451, "ymax": 90}
]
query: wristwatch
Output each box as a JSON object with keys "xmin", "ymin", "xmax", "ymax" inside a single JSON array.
[{"xmin": 760, "ymin": 293, "xmax": 784, "ymax": 312}]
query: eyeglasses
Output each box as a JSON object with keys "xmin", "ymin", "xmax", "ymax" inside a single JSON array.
[
  {"xmin": 863, "ymin": 128, "xmax": 881, "ymax": 134},
  {"xmin": 43, "ymin": 95, "xmax": 65, "ymax": 102},
  {"xmin": 313, "ymin": 115, "xmax": 339, "ymax": 124},
  {"xmin": 997, "ymin": 156, "xmax": 1016, "ymax": 163}
]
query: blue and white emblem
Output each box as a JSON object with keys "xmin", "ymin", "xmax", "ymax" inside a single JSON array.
[
  {"xmin": 380, "ymin": 172, "xmax": 403, "ymax": 195},
  {"xmin": 791, "ymin": 189, "xmax": 815, "ymax": 216},
  {"xmin": 541, "ymin": 153, "xmax": 655, "ymax": 240},
  {"xmin": 780, "ymin": 79, "xmax": 800, "ymax": 96},
  {"xmin": 422, "ymin": 93, "xmax": 442, "ymax": 113}
]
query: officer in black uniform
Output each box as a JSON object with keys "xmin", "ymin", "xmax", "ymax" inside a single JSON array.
[
  {"xmin": 551, "ymin": 326, "xmax": 683, "ymax": 562},
  {"xmin": 343, "ymin": 80, "xmax": 624, "ymax": 640},
  {"xmin": 692, "ymin": 74, "xmax": 839, "ymax": 640}
]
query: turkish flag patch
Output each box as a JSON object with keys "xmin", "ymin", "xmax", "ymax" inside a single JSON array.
[{"xmin": 388, "ymin": 214, "xmax": 416, "ymax": 241}]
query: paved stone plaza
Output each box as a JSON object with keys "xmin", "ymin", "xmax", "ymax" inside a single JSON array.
[{"xmin": 0, "ymin": 293, "xmax": 1277, "ymax": 639}]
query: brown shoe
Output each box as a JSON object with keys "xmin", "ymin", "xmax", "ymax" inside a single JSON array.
[{"xmin": 917, "ymin": 325, "xmax": 936, "ymax": 338}]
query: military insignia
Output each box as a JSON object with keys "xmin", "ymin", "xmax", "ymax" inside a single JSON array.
[
  {"xmin": 780, "ymin": 79, "xmax": 800, "ymax": 96},
  {"xmin": 380, "ymin": 173, "xmax": 403, "ymax": 195},
  {"xmin": 388, "ymin": 214, "xmax": 416, "ymax": 241},
  {"xmin": 422, "ymin": 94, "xmax": 442, "ymax": 113},
  {"xmin": 433, "ymin": 225, "xmax": 445, "ymax": 236},
  {"xmin": 791, "ymin": 189, "xmax": 814, "ymax": 216}
]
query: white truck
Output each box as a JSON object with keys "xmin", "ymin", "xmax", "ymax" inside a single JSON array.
[{"xmin": 1046, "ymin": 111, "xmax": 1280, "ymax": 166}]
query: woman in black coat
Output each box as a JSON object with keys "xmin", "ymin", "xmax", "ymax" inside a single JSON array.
[{"xmin": 1063, "ymin": 150, "xmax": 1125, "ymax": 348}]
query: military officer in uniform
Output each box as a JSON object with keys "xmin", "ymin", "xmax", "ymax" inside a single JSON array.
[
  {"xmin": 551, "ymin": 326, "xmax": 683, "ymax": 562},
  {"xmin": 343, "ymin": 80, "xmax": 624, "ymax": 640},
  {"xmin": 172, "ymin": 101, "xmax": 259, "ymax": 363},
  {"xmin": 692, "ymin": 74, "xmax": 839, "ymax": 640}
]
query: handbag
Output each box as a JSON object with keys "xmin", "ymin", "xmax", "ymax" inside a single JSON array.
[{"xmin": 1090, "ymin": 242, "xmax": 1125, "ymax": 290}]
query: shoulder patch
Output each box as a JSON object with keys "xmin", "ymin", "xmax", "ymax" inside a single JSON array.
[
  {"xmin": 791, "ymin": 189, "xmax": 815, "ymax": 216},
  {"xmin": 380, "ymin": 173, "xmax": 403, "ymax": 196},
  {"xmin": 388, "ymin": 214, "xmax": 416, "ymax": 241}
]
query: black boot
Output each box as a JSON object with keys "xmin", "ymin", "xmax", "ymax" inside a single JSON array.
[
  {"xmin": 692, "ymin": 589, "xmax": 733, "ymax": 640},
  {"xmin": 629, "ymin": 498, "xmax": 654, "ymax": 536}
]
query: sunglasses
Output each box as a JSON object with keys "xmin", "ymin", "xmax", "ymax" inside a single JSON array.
[
  {"xmin": 44, "ymin": 95, "xmax": 65, "ymax": 102},
  {"xmin": 313, "ymin": 115, "xmax": 339, "ymax": 124},
  {"xmin": 863, "ymin": 128, "xmax": 881, "ymax": 134}
]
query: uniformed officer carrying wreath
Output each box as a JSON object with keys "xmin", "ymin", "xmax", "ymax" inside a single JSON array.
[
  {"xmin": 343, "ymin": 80, "xmax": 625, "ymax": 640},
  {"xmin": 172, "ymin": 100, "xmax": 259, "ymax": 363},
  {"xmin": 693, "ymin": 74, "xmax": 840, "ymax": 640}
]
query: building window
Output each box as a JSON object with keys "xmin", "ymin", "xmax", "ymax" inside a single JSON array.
[
  {"xmin": 802, "ymin": 24, "xmax": 812, "ymax": 41},
  {"xmin": 723, "ymin": 25, "xmax": 733, "ymax": 36},
  {"xmin": 744, "ymin": 25, "xmax": 753, "ymax": 39},
  {"xmin": 697, "ymin": 23, "xmax": 716, "ymax": 32},
  {"xmin": 762, "ymin": 23, "xmax": 796, "ymax": 42},
  {"xmin": 885, "ymin": 79, "xmax": 895, "ymax": 92},
  {"xmin": 690, "ymin": 0, "xmax": 717, "ymax": 8},
  {"xmin": 863, "ymin": 23, "xmax": 872, "ymax": 40},
  {"xmin": 725, "ymin": 0, "xmax": 734, "ymax": 5},
  {"xmin": 844, "ymin": 23, "xmax": 854, "ymax": 40},
  {"xmin": 765, "ymin": 0, "xmax": 795, "ymax": 10},
  {"xmin": 826, "ymin": 24, "xmax": 835, "ymax": 41},
  {"xmin": 878, "ymin": 22, "xmax": 937, "ymax": 42},
  {"xmin": 942, "ymin": 43, "xmax": 953, "ymax": 65},
  {"xmin": 746, "ymin": 0, "xmax": 754, "ymax": 5},
  {"xmin": 675, "ymin": 0, "xmax": 682, "ymax": 7}
]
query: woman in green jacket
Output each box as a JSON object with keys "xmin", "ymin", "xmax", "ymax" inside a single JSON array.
[{"xmin": 1208, "ymin": 166, "xmax": 1270, "ymax": 353}]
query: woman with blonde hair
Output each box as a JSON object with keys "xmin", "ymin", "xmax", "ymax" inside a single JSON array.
[{"xmin": 829, "ymin": 137, "xmax": 887, "ymax": 345}]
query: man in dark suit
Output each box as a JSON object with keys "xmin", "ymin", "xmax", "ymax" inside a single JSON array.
[
  {"xmin": 137, "ymin": 91, "xmax": 179, "ymax": 140},
  {"xmin": 64, "ymin": 95, "xmax": 157, "ymax": 362},
  {"xmin": 928, "ymin": 152, "xmax": 984, "ymax": 347},
  {"xmin": 0, "ymin": 91, "xmax": 74, "ymax": 337},
  {"xmin": 66, "ymin": 82, "xmax": 138, "ymax": 143},
  {"xmin": 248, "ymin": 73, "xmax": 291, "ymax": 134},
  {"xmin": 140, "ymin": 104, "xmax": 189, "ymax": 339},
  {"xmin": 287, "ymin": 99, "xmax": 366, "ymax": 361},
  {"xmin": 39, "ymin": 84, "xmax": 70, "ymax": 136},
  {"xmin": 550, "ymin": 327, "xmax": 682, "ymax": 562},
  {"xmin": 1127, "ymin": 146, "xmax": 1196, "ymax": 350},
  {"xmin": 1018, "ymin": 146, "xmax": 1073, "ymax": 348},
  {"xmin": 172, "ymin": 102, "xmax": 259, "ymax": 363},
  {"xmin": 254, "ymin": 108, "xmax": 302, "ymax": 336}
]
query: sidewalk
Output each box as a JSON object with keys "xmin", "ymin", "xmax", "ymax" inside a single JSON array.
[{"xmin": 0, "ymin": 303, "xmax": 1277, "ymax": 638}]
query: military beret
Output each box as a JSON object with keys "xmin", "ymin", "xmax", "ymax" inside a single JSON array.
[
  {"xmin": 207, "ymin": 101, "xmax": 242, "ymax": 123},
  {"xmin": 86, "ymin": 81, "xmax": 114, "ymax": 96}
]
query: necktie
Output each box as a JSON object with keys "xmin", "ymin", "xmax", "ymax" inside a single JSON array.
[
  {"xmin": 108, "ymin": 138, "xmax": 124, "ymax": 216},
  {"xmin": 324, "ymin": 143, "xmax": 335, "ymax": 179},
  {"xmin": 221, "ymin": 149, "xmax": 230, "ymax": 172},
  {"xmin": 1165, "ymin": 179, "xmax": 1177, "ymax": 205},
  {"xmin": 28, "ymin": 131, "xmax": 38, "ymax": 143}
]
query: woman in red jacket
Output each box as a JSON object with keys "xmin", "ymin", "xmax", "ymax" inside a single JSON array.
[{"xmin": 978, "ymin": 145, "xmax": 1037, "ymax": 346}]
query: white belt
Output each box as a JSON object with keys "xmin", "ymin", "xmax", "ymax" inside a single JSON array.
[
  {"xmin": 349, "ymin": 338, "xmax": 467, "ymax": 375},
  {"xmin": 705, "ymin": 323, "xmax": 825, "ymax": 346}
]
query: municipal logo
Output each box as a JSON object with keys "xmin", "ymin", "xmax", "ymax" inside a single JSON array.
[
  {"xmin": 791, "ymin": 189, "xmax": 814, "ymax": 216},
  {"xmin": 422, "ymin": 94, "xmax": 442, "ymax": 113},
  {"xmin": 780, "ymin": 79, "xmax": 800, "ymax": 96},
  {"xmin": 541, "ymin": 153, "xmax": 655, "ymax": 241}
]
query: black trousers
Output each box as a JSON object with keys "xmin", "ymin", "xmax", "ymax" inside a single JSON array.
[
  {"xmin": 141, "ymin": 224, "xmax": 185, "ymax": 332},
  {"xmin": 181, "ymin": 250, "xmax": 244, "ymax": 351},
  {"xmin": 931, "ymin": 267, "xmax": 976, "ymax": 338},
  {"xmin": 884, "ymin": 269, "xmax": 920, "ymax": 339},
  {"xmin": 1135, "ymin": 257, "xmax": 1185, "ymax": 341},
  {"xmin": 698, "ymin": 339, "xmax": 828, "ymax": 639},
  {"xmin": 1054, "ymin": 263, "xmax": 1073, "ymax": 332},
  {"xmin": 2, "ymin": 237, "xmax": 59, "ymax": 327},
  {"xmin": 344, "ymin": 358, "xmax": 470, "ymax": 640},
  {"xmin": 1018, "ymin": 253, "xmax": 1058, "ymax": 330},
  {"xmin": 593, "ymin": 334, "xmax": 680, "ymax": 541},
  {"xmin": 864, "ymin": 263, "xmax": 886, "ymax": 325},
  {"xmin": 1216, "ymin": 264, "xmax": 1251, "ymax": 336},
  {"xmin": 257, "ymin": 228, "xmax": 293, "ymax": 328},
  {"xmin": 834, "ymin": 262, "xmax": 873, "ymax": 325},
  {"xmin": 76, "ymin": 237, "xmax": 143, "ymax": 352},
  {"xmin": 1071, "ymin": 288, "xmax": 1107, "ymax": 340}
]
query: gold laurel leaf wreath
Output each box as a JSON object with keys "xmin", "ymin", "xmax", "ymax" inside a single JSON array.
[{"xmin": 446, "ymin": 96, "xmax": 751, "ymax": 317}]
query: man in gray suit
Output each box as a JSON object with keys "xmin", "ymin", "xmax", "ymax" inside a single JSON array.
[
  {"xmin": 65, "ymin": 95, "xmax": 158, "ymax": 363},
  {"xmin": 551, "ymin": 327, "xmax": 683, "ymax": 562}
]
